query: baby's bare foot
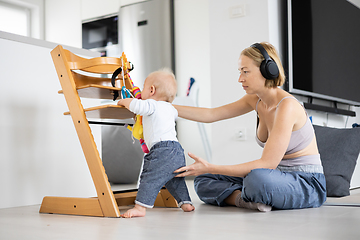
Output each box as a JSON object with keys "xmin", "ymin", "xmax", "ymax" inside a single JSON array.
[
  {"xmin": 121, "ymin": 204, "xmax": 146, "ymax": 218},
  {"xmin": 181, "ymin": 203, "xmax": 195, "ymax": 212}
]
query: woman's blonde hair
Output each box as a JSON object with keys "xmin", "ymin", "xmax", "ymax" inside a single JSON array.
[{"xmin": 241, "ymin": 42, "xmax": 285, "ymax": 88}]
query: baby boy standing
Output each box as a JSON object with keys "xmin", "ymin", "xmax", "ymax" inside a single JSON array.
[{"xmin": 117, "ymin": 69, "xmax": 195, "ymax": 218}]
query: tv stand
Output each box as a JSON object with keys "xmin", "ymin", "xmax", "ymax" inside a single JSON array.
[{"xmin": 303, "ymin": 102, "xmax": 356, "ymax": 117}]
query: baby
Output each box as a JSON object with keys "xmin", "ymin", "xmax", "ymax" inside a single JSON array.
[{"xmin": 117, "ymin": 68, "xmax": 195, "ymax": 218}]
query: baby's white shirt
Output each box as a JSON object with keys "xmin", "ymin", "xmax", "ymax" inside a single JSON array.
[{"xmin": 129, "ymin": 98, "xmax": 178, "ymax": 149}]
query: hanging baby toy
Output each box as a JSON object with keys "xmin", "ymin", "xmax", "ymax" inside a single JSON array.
[{"xmin": 111, "ymin": 53, "xmax": 149, "ymax": 153}]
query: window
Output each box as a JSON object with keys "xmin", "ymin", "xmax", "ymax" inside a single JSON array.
[{"xmin": 0, "ymin": 2, "xmax": 31, "ymax": 37}]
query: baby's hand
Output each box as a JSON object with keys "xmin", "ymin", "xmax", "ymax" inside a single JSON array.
[
  {"xmin": 117, "ymin": 98, "xmax": 134, "ymax": 109},
  {"xmin": 117, "ymin": 99, "xmax": 125, "ymax": 106}
]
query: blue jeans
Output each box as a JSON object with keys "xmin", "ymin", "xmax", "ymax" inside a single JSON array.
[
  {"xmin": 194, "ymin": 168, "xmax": 326, "ymax": 209},
  {"xmin": 135, "ymin": 141, "xmax": 192, "ymax": 208}
]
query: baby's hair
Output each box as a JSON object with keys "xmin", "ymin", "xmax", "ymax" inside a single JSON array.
[{"xmin": 148, "ymin": 68, "xmax": 177, "ymax": 102}]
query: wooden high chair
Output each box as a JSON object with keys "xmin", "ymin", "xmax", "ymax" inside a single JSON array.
[{"xmin": 39, "ymin": 45, "xmax": 178, "ymax": 217}]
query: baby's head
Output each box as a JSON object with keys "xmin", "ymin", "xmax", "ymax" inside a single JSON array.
[{"xmin": 142, "ymin": 68, "xmax": 177, "ymax": 103}]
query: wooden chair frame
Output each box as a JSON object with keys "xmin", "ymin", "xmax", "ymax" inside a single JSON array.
[{"xmin": 39, "ymin": 45, "xmax": 177, "ymax": 217}]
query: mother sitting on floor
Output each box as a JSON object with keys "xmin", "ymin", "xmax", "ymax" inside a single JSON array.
[{"xmin": 174, "ymin": 42, "xmax": 326, "ymax": 212}]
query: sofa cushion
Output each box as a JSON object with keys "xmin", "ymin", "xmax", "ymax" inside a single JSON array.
[{"xmin": 314, "ymin": 125, "xmax": 360, "ymax": 197}]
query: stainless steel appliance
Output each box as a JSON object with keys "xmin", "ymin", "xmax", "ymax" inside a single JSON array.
[
  {"xmin": 82, "ymin": 14, "xmax": 119, "ymax": 57},
  {"xmin": 81, "ymin": 0, "xmax": 175, "ymax": 184},
  {"xmin": 119, "ymin": 0, "xmax": 175, "ymax": 87},
  {"xmin": 81, "ymin": 14, "xmax": 142, "ymax": 184}
]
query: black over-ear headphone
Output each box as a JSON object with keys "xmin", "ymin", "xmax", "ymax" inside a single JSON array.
[{"xmin": 250, "ymin": 43, "xmax": 279, "ymax": 80}]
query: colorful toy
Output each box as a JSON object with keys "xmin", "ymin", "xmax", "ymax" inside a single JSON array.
[{"xmin": 112, "ymin": 52, "xmax": 149, "ymax": 153}]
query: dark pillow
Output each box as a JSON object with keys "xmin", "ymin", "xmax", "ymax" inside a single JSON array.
[{"xmin": 314, "ymin": 125, "xmax": 360, "ymax": 197}]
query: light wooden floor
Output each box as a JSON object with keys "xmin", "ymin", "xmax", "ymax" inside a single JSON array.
[{"xmin": 1, "ymin": 181, "xmax": 360, "ymax": 240}]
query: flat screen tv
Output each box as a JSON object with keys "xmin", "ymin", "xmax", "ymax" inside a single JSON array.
[{"xmin": 285, "ymin": 0, "xmax": 360, "ymax": 107}]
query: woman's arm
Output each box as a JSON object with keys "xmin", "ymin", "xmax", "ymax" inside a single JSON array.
[
  {"xmin": 174, "ymin": 153, "xmax": 273, "ymax": 178},
  {"xmin": 175, "ymin": 99, "xmax": 300, "ymax": 177},
  {"xmin": 174, "ymin": 94, "xmax": 257, "ymax": 123}
]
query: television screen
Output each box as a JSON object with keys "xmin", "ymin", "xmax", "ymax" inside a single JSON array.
[{"xmin": 286, "ymin": 0, "xmax": 360, "ymax": 106}]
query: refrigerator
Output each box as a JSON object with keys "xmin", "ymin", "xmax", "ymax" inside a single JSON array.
[
  {"xmin": 118, "ymin": 0, "xmax": 175, "ymax": 88},
  {"xmin": 101, "ymin": 0, "xmax": 175, "ymax": 184}
]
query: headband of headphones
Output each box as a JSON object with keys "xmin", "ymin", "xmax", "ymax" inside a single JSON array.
[{"xmin": 250, "ymin": 43, "xmax": 279, "ymax": 80}]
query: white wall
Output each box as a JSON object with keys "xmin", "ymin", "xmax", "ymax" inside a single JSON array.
[
  {"xmin": 45, "ymin": 0, "xmax": 82, "ymax": 47},
  {"xmin": 208, "ymin": 0, "xmax": 269, "ymax": 165},
  {"xmin": 174, "ymin": 0, "xmax": 211, "ymax": 164}
]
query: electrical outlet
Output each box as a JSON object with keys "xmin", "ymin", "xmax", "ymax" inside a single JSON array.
[
  {"xmin": 229, "ymin": 4, "xmax": 246, "ymax": 18},
  {"xmin": 235, "ymin": 128, "xmax": 247, "ymax": 141}
]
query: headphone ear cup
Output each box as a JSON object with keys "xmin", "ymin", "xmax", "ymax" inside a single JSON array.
[
  {"xmin": 260, "ymin": 59, "xmax": 279, "ymax": 80},
  {"xmin": 259, "ymin": 60, "xmax": 269, "ymax": 79},
  {"xmin": 266, "ymin": 60, "xmax": 279, "ymax": 79}
]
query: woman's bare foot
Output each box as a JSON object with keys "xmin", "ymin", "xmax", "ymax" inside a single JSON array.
[
  {"xmin": 226, "ymin": 190, "xmax": 272, "ymax": 212},
  {"xmin": 181, "ymin": 203, "xmax": 195, "ymax": 212},
  {"xmin": 121, "ymin": 204, "xmax": 146, "ymax": 218},
  {"xmin": 224, "ymin": 190, "xmax": 241, "ymax": 206}
]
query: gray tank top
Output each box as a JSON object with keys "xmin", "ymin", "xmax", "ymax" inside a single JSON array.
[{"xmin": 255, "ymin": 97, "xmax": 322, "ymax": 167}]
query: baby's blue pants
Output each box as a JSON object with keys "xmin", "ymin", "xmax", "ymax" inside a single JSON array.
[{"xmin": 136, "ymin": 141, "xmax": 192, "ymax": 208}]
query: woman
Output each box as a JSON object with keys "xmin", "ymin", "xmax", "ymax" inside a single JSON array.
[{"xmin": 174, "ymin": 42, "xmax": 326, "ymax": 212}]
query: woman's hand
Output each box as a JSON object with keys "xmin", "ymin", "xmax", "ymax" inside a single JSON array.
[{"xmin": 174, "ymin": 152, "xmax": 211, "ymax": 177}]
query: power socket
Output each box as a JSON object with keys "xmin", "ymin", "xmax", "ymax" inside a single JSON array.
[{"xmin": 235, "ymin": 128, "xmax": 247, "ymax": 141}]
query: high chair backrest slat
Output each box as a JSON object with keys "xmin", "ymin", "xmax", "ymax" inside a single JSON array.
[
  {"xmin": 62, "ymin": 48, "xmax": 133, "ymax": 91},
  {"xmin": 64, "ymin": 49, "xmax": 122, "ymax": 74}
]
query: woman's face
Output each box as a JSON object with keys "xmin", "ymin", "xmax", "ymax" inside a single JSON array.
[{"xmin": 238, "ymin": 55, "xmax": 265, "ymax": 94}]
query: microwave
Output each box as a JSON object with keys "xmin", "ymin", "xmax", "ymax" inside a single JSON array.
[{"xmin": 82, "ymin": 15, "xmax": 118, "ymax": 51}]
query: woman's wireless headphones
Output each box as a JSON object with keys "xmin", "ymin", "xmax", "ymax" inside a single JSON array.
[{"xmin": 250, "ymin": 43, "xmax": 279, "ymax": 80}]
